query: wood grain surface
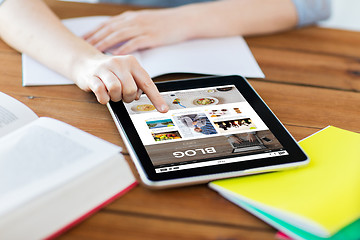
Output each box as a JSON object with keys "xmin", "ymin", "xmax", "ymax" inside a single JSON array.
[{"xmin": 1, "ymin": 1, "xmax": 359, "ymax": 239}]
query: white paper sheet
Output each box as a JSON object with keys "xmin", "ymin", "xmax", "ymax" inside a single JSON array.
[{"xmin": 22, "ymin": 16, "xmax": 264, "ymax": 86}]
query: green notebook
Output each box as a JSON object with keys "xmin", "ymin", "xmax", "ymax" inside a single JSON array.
[
  {"xmin": 210, "ymin": 126, "xmax": 360, "ymax": 239},
  {"xmin": 221, "ymin": 192, "xmax": 360, "ymax": 240}
]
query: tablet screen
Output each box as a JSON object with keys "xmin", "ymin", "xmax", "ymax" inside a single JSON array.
[{"xmin": 123, "ymin": 84, "xmax": 288, "ymax": 174}]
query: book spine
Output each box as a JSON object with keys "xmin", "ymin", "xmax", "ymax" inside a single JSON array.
[{"xmin": 44, "ymin": 182, "xmax": 137, "ymax": 240}]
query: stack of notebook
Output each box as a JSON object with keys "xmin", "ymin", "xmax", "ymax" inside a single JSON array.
[{"xmin": 210, "ymin": 126, "xmax": 360, "ymax": 240}]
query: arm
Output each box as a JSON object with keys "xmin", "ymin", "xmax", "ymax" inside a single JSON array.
[
  {"xmin": 0, "ymin": 0, "xmax": 168, "ymax": 112},
  {"xmin": 84, "ymin": 0, "xmax": 299, "ymax": 54}
]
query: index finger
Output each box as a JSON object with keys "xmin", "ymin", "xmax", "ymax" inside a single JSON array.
[{"xmin": 132, "ymin": 69, "xmax": 168, "ymax": 113}]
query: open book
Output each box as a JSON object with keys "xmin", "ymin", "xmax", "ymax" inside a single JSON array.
[
  {"xmin": 0, "ymin": 92, "xmax": 137, "ymax": 239},
  {"xmin": 210, "ymin": 126, "xmax": 360, "ymax": 240},
  {"xmin": 22, "ymin": 16, "xmax": 264, "ymax": 86}
]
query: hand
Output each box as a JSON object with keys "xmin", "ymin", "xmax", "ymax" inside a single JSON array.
[
  {"xmin": 246, "ymin": 133, "xmax": 257, "ymax": 142},
  {"xmin": 228, "ymin": 135, "xmax": 243, "ymax": 144},
  {"xmin": 73, "ymin": 53, "xmax": 169, "ymax": 112},
  {"xmin": 83, "ymin": 9, "xmax": 192, "ymax": 55}
]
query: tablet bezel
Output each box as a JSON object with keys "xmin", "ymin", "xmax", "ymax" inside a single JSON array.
[{"xmin": 108, "ymin": 75, "xmax": 308, "ymax": 187}]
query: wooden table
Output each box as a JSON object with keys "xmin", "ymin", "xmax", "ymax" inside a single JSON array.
[{"xmin": 1, "ymin": 1, "xmax": 359, "ymax": 239}]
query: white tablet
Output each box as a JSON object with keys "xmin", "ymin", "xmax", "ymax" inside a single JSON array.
[{"xmin": 108, "ymin": 75, "xmax": 308, "ymax": 188}]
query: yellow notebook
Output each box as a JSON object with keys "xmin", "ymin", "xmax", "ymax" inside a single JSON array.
[{"xmin": 210, "ymin": 126, "xmax": 360, "ymax": 238}]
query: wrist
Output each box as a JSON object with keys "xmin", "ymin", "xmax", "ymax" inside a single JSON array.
[{"xmin": 70, "ymin": 48, "xmax": 104, "ymax": 87}]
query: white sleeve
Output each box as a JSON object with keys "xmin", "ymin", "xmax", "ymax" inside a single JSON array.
[{"xmin": 291, "ymin": 0, "xmax": 331, "ymax": 27}]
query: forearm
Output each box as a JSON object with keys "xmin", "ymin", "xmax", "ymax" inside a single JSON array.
[
  {"xmin": 0, "ymin": 0, "xmax": 101, "ymax": 81},
  {"xmin": 174, "ymin": 0, "xmax": 298, "ymax": 39},
  {"xmin": 0, "ymin": 0, "xmax": 168, "ymax": 111}
]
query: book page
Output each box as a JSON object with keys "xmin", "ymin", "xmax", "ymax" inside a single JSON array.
[
  {"xmin": 0, "ymin": 92, "xmax": 38, "ymax": 137},
  {"xmin": 0, "ymin": 117, "xmax": 122, "ymax": 216}
]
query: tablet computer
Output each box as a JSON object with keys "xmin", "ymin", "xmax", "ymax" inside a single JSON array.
[{"xmin": 107, "ymin": 75, "xmax": 308, "ymax": 188}]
